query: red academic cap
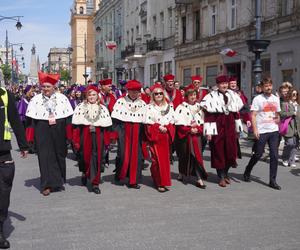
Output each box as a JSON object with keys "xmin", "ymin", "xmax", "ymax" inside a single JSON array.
[
  {"xmin": 191, "ymin": 75, "xmax": 203, "ymax": 82},
  {"xmin": 163, "ymin": 74, "xmax": 175, "ymax": 82},
  {"xmin": 184, "ymin": 84, "xmax": 196, "ymax": 93},
  {"xmin": 38, "ymin": 71, "xmax": 60, "ymax": 85},
  {"xmin": 99, "ymin": 78, "xmax": 112, "ymax": 85},
  {"xmin": 85, "ymin": 85, "xmax": 99, "ymax": 94},
  {"xmin": 150, "ymin": 83, "xmax": 164, "ymax": 92},
  {"xmin": 216, "ymin": 75, "xmax": 228, "ymax": 84},
  {"xmin": 126, "ymin": 80, "xmax": 142, "ymax": 91},
  {"xmin": 228, "ymin": 76, "xmax": 237, "ymax": 82}
]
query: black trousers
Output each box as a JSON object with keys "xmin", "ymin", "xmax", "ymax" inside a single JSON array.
[
  {"xmin": 0, "ymin": 162, "xmax": 15, "ymax": 223},
  {"xmin": 245, "ymin": 131, "xmax": 279, "ymax": 183}
]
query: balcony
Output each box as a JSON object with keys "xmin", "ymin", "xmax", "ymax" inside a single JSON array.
[
  {"xmin": 121, "ymin": 45, "xmax": 135, "ymax": 59},
  {"xmin": 146, "ymin": 36, "xmax": 175, "ymax": 53}
]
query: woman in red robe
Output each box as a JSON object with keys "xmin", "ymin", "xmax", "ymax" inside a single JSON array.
[
  {"xmin": 144, "ymin": 84, "xmax": 175, "ymax": 192},
  {"xmin": 174, "ymin": 86, "xmax": 208, "ymax": 189},
  {"xmin": 72, "ymin": 85, "xmax": 112, "ymax": 194}
]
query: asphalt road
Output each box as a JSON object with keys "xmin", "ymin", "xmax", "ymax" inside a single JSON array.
[{"xmin": 4, "ymin": 138, "xmax": 300, "ymax": 250}]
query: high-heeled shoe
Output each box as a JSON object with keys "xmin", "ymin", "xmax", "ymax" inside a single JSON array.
[{"xmin": 196, "ymin": 182, "xmax": 206, "ymax": 189}]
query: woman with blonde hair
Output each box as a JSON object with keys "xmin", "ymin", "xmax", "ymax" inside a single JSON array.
[{"xmin": 144, "ymin": 84, "xmax": 175, "ymax": 192}]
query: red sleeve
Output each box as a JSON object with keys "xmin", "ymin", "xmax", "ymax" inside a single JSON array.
[
  {"xmin": 72, "ymin": 127, "xmax": 81, "ymax": 151},
  {"xmin": 177, "ymin": 125, "xmax": 191, "ymax": 139},
  {"xmin": 108, "ymin": 94, "xmax": 117, "ymax": 113},
  {"xmin": 166, "ymin": 124, "xmax": 176, "ymax": 142},
  {"xmin": 145, "ymin": 124, "xmax": 160, "ymax": 142},
  {"xmin": 25, "ymin": 127, "xmax": 34, "ymax": 143},
  {"xmin": 66, "ymin": 124, "xmax": 73, "ymax": 141},
  {"xmin": 204, "ymin": 111, "xmax": 216, "ymax": 123}
]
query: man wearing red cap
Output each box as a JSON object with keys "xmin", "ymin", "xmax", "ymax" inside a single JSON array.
[
  {"xmin": 111, "ymin": 80, "xmax": 147, "ymax": 189},
  {"xmin": 190, "ymin": 75, "xmax": 209, "ymax": 102},
  {"xmin": 200, "ymin": 75, "xmax": 244, "ymax": 187},
  {"xmin": 26, "ymin": 72, "xmax": 73, "ymax": 196},
  {"xmin": 163, "ymin": 74, "xmax": 183, "ymax": 110},
  {"xmin": 98, "ymin": 78, "xmax": 118, "ymax": 169}
]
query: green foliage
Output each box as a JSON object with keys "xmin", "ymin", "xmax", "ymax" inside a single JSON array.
[
  {"xmin": 60, "ymin": 69, "xmax": 71, "ymax": 82},
  {"xmin": 0, "ymin": 64, "xmax": 12, "ymax": 82}
]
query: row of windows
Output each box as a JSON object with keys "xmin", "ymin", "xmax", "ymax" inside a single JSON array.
[{"xmin": 149, "ymin": 61, "xmax": 173, "ymax": 84}]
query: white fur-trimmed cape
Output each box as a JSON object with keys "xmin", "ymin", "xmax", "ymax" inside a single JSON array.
[
  {"xmin": 144, "ymin": 102, "xmax": 175, "ymax": 126},
  {"xmin": 72, "ymin": 102, "xmax": 112, "ymax": 127},
  {"xmin": 26, "ymin": 92, "xmax": 73, "ymax": 120},
  {"xmin": 111, "ymin": 95, "xmax": 146, "ymax": 123},
  {"xmin": 174, "ymin": 102, "xmax": 204, "ymax": 126}
]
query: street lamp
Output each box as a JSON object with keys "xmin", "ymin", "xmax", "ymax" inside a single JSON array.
[
  {"xmin": 0, "ymin": 15, "xmax": 24, "ymax": 30},
  {"xmin": 246, "ymin": 0, "xmax": 270, "ymax": 89}
]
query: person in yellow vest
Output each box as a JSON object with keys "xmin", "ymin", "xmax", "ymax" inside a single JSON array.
[{"xmin": 0, "ymin": 86, "xmax": 28, "ymax": 249}]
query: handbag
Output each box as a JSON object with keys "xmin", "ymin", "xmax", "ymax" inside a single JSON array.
[
  {"xmin": 279, "ymin": 117, "xmax": 292, "ymax": 135},
  {"xmin": 279, "ymin": 103, "xmax": 292, "ymax": 136}
]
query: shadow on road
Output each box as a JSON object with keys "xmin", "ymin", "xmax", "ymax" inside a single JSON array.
[
  {"xmin": 66, "ymin": 176, "xmax": 82, "ymax": 186},
  {"xmin": 290, "ymin": 168, "xmax": 300, "ymax": 176},
  {"xmin": 24, "ymin": 177, "xmax": 40, "ymax": 191},
  {"xmin": 4, "ymin": 211, "xmax": 26, "ymax": 239}
]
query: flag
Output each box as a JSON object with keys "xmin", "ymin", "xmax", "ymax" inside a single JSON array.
[
  {"xmin": 105, "ymin": 41, "xmax": 117, "ymax": 50},
  {"xmin": 220, "ymin": 48, "xmax": 237, "ymax": 57}
]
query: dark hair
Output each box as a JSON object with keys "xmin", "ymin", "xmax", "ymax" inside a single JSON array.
[
  {"xmin": 261, "ymin": 77, "xmax": 273, "ymax": 86},
  {"xmin": 291, "ymin": 88, "xmax": 300, "ymax": 105},
  {"xmin": 184, "ymin": 88, "xmax": 197, "ymax": 98}
]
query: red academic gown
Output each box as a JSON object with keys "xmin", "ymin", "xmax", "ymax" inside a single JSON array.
[
  {"xmin": 73, "ymin": 126, "xmax": 108, "ymax": 185},
  {"xmin": 145, "ymin": 123, "xmax": 175, "ymax": 187},
  {"xmin": 205, "ymin": 111, "xmax": 240, "ymax": 169},
  {"xmin": 164, "ymin": 89, "xmax": 183, "ymax": 110},
  {"xmin": 176, "ymin": 124, "xmax": 208, "ymax": 179}
]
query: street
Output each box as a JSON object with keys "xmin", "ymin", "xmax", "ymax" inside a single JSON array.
[{"xmin": 4, "ymin": 138, "xmax": 300, "ymax": 250}]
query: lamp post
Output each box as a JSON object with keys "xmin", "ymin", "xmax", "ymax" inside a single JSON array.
[
  {"xmin": 246, "ymin": 0, "xmax": 270, "ymax": 88},
  {"xmin": 67, "ymin": 47, "xmax": 72, "ymax": 84},
  {"xmin": 0, "ymin": 15, "xmax": 23, "ymax": 30}
]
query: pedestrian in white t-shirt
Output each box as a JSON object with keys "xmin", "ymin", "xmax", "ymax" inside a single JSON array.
[{"xmin": 244, "ymin": 78, "xmax": 282, "ymax": 190}]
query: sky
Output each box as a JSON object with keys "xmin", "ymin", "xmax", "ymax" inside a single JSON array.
[{"xmin": 0, "ymin": 0, "xmax": 72, "ymax": 74}]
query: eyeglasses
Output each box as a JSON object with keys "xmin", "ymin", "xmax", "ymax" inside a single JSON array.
[{"xmin": 154, "ymin": 92, "xmax": 163, "ymax": 96}]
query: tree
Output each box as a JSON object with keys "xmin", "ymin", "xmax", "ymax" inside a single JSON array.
[
  {"xmin": 60, "ymin": 69, "xmax": 70, "ymax": 82},
  {"xmin": 0, "ymin": 64, "xmax": 12, "ymax": 84}
]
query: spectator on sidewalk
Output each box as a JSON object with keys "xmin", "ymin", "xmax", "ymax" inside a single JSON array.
[{"xmin": 244, "ymin": 77, "xmax": 281, "ymax": 190}]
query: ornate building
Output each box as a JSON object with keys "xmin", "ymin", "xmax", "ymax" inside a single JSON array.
[
  {"xmin": 70, "ymin": 0, "xmax": 100, "ymax": 84},
  {"xmin": 175, "ymin": 0, "xmax": 300, "ymax": 97}
]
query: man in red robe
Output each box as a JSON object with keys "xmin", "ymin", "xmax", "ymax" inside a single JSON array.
[
  {"xmin": 163, "ymin": 74, "xmax": 183, "ymax": 109},
  {"xmin": 111, "ymin": 80, "xmax": 146, "ymax": 189},
  {"xmin": 200, "ymin": 75, "xmax": 244, "ymax": 187},
  {"xmin": 189, "ymin": 75, "xmax": 209, "ymax": 102}
]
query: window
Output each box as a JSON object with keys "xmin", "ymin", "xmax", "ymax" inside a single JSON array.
[
  {"xmin": 79, "ymin": 6, "xmax": 84, "ymax": 14},
  {"xmin": 206, "ymin": 65, "xmax": 218, "ymax": 86},
  {"xmin": 160, "ymin": 12, "xmax": 164, "ymax": 39},
  {"xmin": 194, "ymin": 10, "xmax": 200, "ymax": 40},
  {"xmin": 164, "ymin": 61, "xmax": 172, "ymax": 74},
  {"xmin": 183, "ymin": 68, "xmax": 191, "ymax": 85},
  {"xmin": 281, "ymin": 0, "xmax": 293, "ymax": 16},
  {"xmin": 195, "ymin": 67, "xmax": 201, "ymax": 76},
  {"xmin": 211, "ymin": 5, "xmax": 216, "ymax": 35},
  {"xmin": 150, "ymin": 64, "xmax": 157, "ymax": 83},
  {"xmin": 168, "ymin": 8, "xmax": 173, "ymax": 36},
  {"xmin": 230, "ymin": 0, "xmax": 237, "ymax": 29},
  {"xmin": 182, "ymin": 16, "xmax": 187, "ymax": 43},
  {"xmin": 153, "ymin": 15, "xmax": 157, "ymax": 37},
  {"xmin": 157, "ymin": 63, "xmax": 163, "ymax": 81},
  {"xmin": 131, "ymin": 28, "xmax": 134, "ymax": 45},
  {"xmin": 136, "ymin": 25, "xmax": 139, "ymax": 36}
]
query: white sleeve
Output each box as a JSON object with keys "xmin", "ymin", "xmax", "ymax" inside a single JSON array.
[
  {"xmin": 250, "ymin": 96, "xmax": 259, "ymax": 111},
  {"xmin": 276, "ymin": 96, "xmax": 281, "ymax": 112}
]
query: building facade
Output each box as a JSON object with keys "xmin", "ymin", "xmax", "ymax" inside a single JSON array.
[
  {"xmin": 47, "ymin": 48, "xmax": 71, "ymax": 74},
  {"xmin": 93, "ymin": 0, "xmax": 124, "ymax": 83},
  {"xmin": 70, "ymin": 0, "xmax": 100, "ymax": 84},
  {"xmin": 120, "ymin": 0, "xmax": 176, "ymax": 85},
  {"xmin": 175, "ymin": 0, "xmax": 300, "ymax": 97}
]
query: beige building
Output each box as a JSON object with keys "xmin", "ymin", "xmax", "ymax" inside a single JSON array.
[
  {"xmin": 175, "ymin": 0, "xmax": 300, "ymax": 98},
  {"xmin": 70, "ymin": 0, "xmax": 100, "ymax": 84},
  {"xmin": 47, "ymin": 48, "xmax": 71, "ymax": 74}
]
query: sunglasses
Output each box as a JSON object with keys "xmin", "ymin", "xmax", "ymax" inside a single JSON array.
[{"xmin": 154, "ymin": 92, "xmax": 163, "ymax": 96}]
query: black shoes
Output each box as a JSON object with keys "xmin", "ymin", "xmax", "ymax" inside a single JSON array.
[
  {"xmin": 92, "ymin": 186, "xmax": 101, "ymax": 194},
  {"xmin": 195, "ymin": 182, "xmax": 206, "ymax": 189},
  {"xmin": 243, "ymin": 173, "xmax": 251, "ymax": 182},
  {"xmin": 127, "ymin": 184, "xmax": 141, "ymax": 189},
  {"xmin": 81, "ymin": 176, "xmax": 87, "ymax": 186},
  {"xmin": 0, "ymin": 223, "xmax": 10, "ymax": 249},
  {"xmin": 269, "ymin": 182, "xmax": 281, "ymax": 190}
]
